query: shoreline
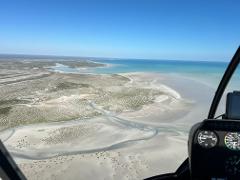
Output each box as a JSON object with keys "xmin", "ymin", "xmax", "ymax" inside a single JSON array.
[{"xmin": 0, "ymin": 69, "xmax": 215, "ymax": 180}]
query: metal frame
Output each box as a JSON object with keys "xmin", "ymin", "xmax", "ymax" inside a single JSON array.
[{"xmin": 208, "ymin": 46, "xmax": 240, "ymax": 119}]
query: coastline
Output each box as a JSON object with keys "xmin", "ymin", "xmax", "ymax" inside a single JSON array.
[{"xmin": 0, "ymin": 69, "xmax": 215, "ymax": 180}]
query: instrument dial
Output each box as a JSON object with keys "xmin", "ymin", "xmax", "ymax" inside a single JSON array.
[
  {"xmin": 224, "ymin": 132, "xmax": 240, "ymax": 150},
  {"xmin": 197, "ymin": 130, "xmax": 218, "ymax": 148}
]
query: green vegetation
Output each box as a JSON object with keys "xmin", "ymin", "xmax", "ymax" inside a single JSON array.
[
  {"xmin": 41, "ymin": 125, "xmax": 95, "ymax": 145},
  {"xmin": 58, "ymin": 60, "xmax": 104, "ymax": 68},
  {"xmin": 0, "ymin": 99, "xmax": 29, "ymax": 106},
  {"xmin": 0, "ymin": 60, "xmax": 161, "ymax": 130},
  {"xmin": 0, "ymin": 59, "xmax": 104, "ymax": 70},
  {"xmin": 95, "ymin": 88, "xmax": 162, "ymax": 112},
  {"xmin": 0, "ymin": 107, "xmax": 11, "ymax": 115},
  {"xmin": 54, "ymin": 82, "xmax": 90, "ymax": 91}
]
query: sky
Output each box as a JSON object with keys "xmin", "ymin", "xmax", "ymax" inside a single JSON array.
[{"xmin": 0, "ymin": 0, "xmax": 239, "ymax": 61}]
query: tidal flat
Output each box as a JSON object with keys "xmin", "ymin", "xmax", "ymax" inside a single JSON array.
[{"xmin": 0, "ymin": 57, "xmax": 212, "ymax": 180}]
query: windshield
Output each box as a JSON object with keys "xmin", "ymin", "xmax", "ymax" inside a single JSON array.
[
  {"xmin": 0, "ymin": 1, "xmax": 239, "ymax": 179},
  {"xmin": 215, "ymin": 62, "xmax": 240, "ymax": 119}
]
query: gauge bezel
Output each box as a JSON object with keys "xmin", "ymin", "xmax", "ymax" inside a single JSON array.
[
  {"xmin": 224, "ymin": 132, "xmax": 240, "ymax": 151},
  {"xmin": 197, "ymin": 130, "xmax": 218, "ymax": 148}
]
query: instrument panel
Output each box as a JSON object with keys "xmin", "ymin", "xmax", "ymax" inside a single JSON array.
[
  {"xmin": 197, "ymin": 131, "xmax": 240, "ymax": 151},
  {"xmin": 189, "ymin": 120, "xmax": 240, "ymax": 179},
  {"xmin": 193, "ymin": 129, "xmax": 240, "ymax": 179}
]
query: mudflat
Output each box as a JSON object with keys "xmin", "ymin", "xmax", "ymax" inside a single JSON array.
[{"xmin": 0, "ymin": 59, "xmax": 207, "ymax": 180}]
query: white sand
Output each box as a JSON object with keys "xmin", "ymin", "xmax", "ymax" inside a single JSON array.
[{"xmin": 0, "ymin": 72, "xmax": 215, "ymax": 180}]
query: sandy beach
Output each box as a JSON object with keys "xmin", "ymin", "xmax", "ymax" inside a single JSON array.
[{"xmin": 0, "ymin": 59, "xmax": 217, "ymax": 179}]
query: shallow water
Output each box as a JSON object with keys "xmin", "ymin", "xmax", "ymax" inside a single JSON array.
[{"xmin": 51, "ymin": 58, "xmax": 240, "ymax": 90}]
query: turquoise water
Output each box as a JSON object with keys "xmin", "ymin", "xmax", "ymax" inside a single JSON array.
[
  {"xmin": 52, "ymin": 58, "xmax": 240, "ymax": 90},
  {"xmin": 94, "ymin": 59, "xmax": 237, "ymax": 88},
  {"xmin": 94, "ymin": 59, "xmax": 228, "ymax": 74}
]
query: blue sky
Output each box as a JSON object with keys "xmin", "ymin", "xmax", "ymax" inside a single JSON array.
[{"xmin": 0, "ymin": 0, "xmax": 239, "ymax": 61}]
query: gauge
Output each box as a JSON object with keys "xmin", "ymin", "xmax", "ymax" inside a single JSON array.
[
  {"xmin": 197, "ymin": 130, "xmax": 218, "ymax": 148},
  {"xmin": 224, "ymin": 132, "xmax": 240, "ymax": 150},
  {"xmin": 225, "ymin": 156, "xmax": 240, "ymax": 175}
]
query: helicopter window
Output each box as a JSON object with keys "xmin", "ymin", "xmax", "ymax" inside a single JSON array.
[
  {"xmin": 215, "ymin": 67, "xmax": 240, "ymax": 119},
  {"xmin": 0, "ymin": 1, "xmax": 239, "ymax": 180}
]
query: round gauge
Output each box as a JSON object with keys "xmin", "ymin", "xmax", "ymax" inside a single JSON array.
[
  {"xmin": 197, "ymin": 130, "xmax": 218, "ymax": 148},
  {"xmin": 224, "ymin": 132, "xmax": 240, "ymax": 151},
  {"xmin": 225, "ymin": 156, "xmax": 240, "ymax": 175}
]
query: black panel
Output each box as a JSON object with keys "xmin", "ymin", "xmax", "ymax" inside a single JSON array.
[
  {"xmin": 189, "ymin": 119, "xmax": 240, "ymax": 180},
  {"xmin": 226, "ymin": 92, "xmax": 240, "ymax": 120}
]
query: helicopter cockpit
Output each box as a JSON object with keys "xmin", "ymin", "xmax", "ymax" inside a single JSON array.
[{"xmin": 0, "ymin": 47, "xmax": 240, "ymax": 180}]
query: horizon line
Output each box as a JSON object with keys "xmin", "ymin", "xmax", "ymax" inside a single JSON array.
[{"xmin": 0, "ymin": 52, "xmax": 229, "ymax": 63}]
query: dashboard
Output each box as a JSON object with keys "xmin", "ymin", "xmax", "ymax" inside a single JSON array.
[{"xmin": 189, "ymin": 119, "xmax": 240, "ymax": 180}]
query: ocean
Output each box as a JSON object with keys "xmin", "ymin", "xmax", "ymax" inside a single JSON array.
[
  {"xmin": 1, "ymin": 54, "xmax": 238, "ymax": 90},
  {"xmin": 51, "ymin": 58, "xmax": 240, "ymax": 91},
  {"xmin": 95, "ymin": 59, "xmax": 227, "ymax": 86}
]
